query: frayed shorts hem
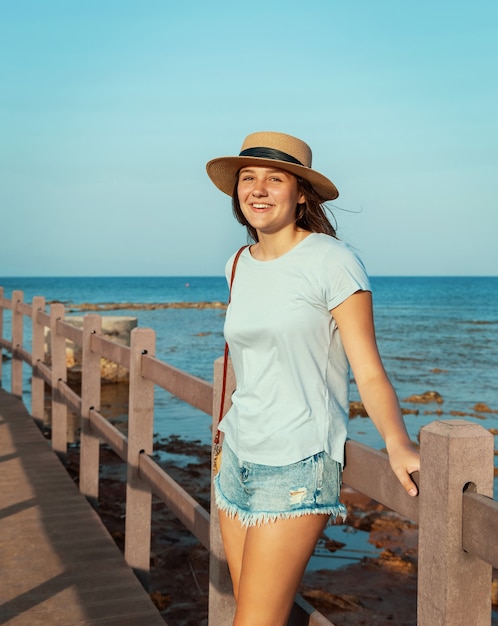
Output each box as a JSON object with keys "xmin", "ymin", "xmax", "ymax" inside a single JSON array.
[
  {"xmin": 213, "ymin": 442, "xmax": 347, "ymax": 528},
  {"xmin": 214, "ymin": 475, "xmax": 348, "ymax": 528}
]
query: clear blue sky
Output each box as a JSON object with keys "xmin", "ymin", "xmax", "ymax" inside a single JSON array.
[{"xmin": 1, "ymin": 0, "xmax": 497, "ymax": 276}]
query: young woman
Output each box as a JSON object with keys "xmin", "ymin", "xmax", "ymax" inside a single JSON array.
[{"xmin": 206, "ymin": 131, "xmax": 420, "ymax": 626}]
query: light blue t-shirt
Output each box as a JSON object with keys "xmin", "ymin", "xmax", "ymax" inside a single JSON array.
[{"xmin": 221, "ymin": 232, "xmax": 371, "ymax": 467}]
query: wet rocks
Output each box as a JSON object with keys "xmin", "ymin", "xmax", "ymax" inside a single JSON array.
[{"xmin": 403, "ymin": 390, "xmax": 444, "ymax": 404}]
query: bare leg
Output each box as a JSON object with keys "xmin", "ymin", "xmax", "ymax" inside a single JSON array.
[
  {"xmin": 219, "ymin": 511, "xmax": 329, "ymax": 626},
  {"xmin": 218, "ymin": 509, "xmax": 248, "ymax": 600}
]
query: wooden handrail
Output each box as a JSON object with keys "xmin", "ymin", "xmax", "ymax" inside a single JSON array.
[
  {"xmin": 36, "ymin": 308, "xmax": 51, "ymax": 328},
  {"xmin": 462, "ymin": 491, "xmax": 498, "ymax": 565},
  {"xmin": 56, "ymin": 379, "xmax": 82, "ymax": 416},
  {"xmin": 57, "ymin": 318, "xmax": 83, "ymax": 345},
  {"xmin": 139, "ymin": 452, "xmax": 211, "ymax": 550},
  {"xmin": 89, "ymin": 408, "xmax": 129, "ymax": 460},
  {"xmin": 0, "ymin": 337, "xmax": 12, "ymax": 350},
  {"xmin": 90, "ymin": 332, "xmax": 131, "ymax": 369},
  {"xmin": 343, "ymin": 440, "xmax": 420, "ymax": 522},
  {"xmin": 12, "ymin": 345, "xmax": 33, "ymax": 368},
  {"xmin": 16, "ymin": 301, "xmax": 33, "ymax": 317},
  {"xmin": 142, "ymin": 353, "xmax": 213, "ymax": 415},
  {"xmin": 33, "ymin": 360, "xmax": 52, "ymax": 385}
]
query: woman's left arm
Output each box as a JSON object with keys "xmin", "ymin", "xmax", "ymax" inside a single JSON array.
[{"xmin": 331, "ymin": 290, "xmax": 420, "ymax": 496}]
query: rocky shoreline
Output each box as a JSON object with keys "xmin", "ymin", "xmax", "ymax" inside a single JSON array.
[
  {"xmin": 63, "ymin": 435, "xmax": 498, "ymax": 626},
  {"xmin": 50, "ymin": 300, "xmax": 228, "ymax": 312}
]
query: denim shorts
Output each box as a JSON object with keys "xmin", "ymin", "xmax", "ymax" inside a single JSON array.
[{"xmin": 213, "ymin": 441, "xmax": 347, "ymax": 527}]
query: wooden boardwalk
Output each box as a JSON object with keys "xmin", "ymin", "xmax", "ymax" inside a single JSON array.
[{"xmin": 0, "ymin": 388, "xmax": 166, "ymax": 626}]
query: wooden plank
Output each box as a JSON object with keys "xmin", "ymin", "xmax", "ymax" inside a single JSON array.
[
  {"xmin": 343, "ymin": 439, "xmax": 420, "ymax": 522},
  {"xmin": 462, "ymin": 490, "xmax": 498, "ymax": 565},
  {"xmin": 142, "ymin": 353, "xmax": 213, "ymax": 415},
  {"xmin": 90, "ymin": 333, "xmax": 130, "ymax": 369},
  {"xmin": 139, "ymin": 453, "xmax": 210, "ymax": 550},
  {"xmin": 56, "ymin": 318, "xmax": 83, "ymax": 345},
  {"xmin": 89, "ymin": 408, "xmax": 128, "ymax": 460}
]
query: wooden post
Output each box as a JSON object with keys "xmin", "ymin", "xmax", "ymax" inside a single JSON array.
[
  {"xmin": 11, "ymin": 290, "xmax": 24, "ymax": 398},
  {"xmin": 31, "ymin": 296, "xmax": 46, "ymax": 426},
  {"xmin": 125, "ymin": 327, "xmax": 155, "ymax": 589},
  {"xmin": 50, "ymin": 302, "xmax": 67, "ymax": 458},
  {"xmin": 208, "ymin": 356, "xmax": 236, "ymax": 626},
  {"xmin": 417, "ymin": 420, "xmax": 494, "ymax": 626},
  {"xmin": 80, "ymin": 315, "xmax": 102, "ymax": 507}
]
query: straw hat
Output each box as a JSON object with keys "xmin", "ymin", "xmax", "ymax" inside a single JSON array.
[{"xmin": 206, "ymin": 131, "xmax": 339, "ymax": 201}]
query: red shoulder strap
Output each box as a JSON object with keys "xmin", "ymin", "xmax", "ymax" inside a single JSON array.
[{"xmin": 214, "ymin": 245, "xmax": 248, "ymax": 443}]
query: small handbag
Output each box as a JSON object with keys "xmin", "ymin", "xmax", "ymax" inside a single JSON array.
[{"xmin": 213, "ymin": 245, "xmax": 248, "ymax": 476}]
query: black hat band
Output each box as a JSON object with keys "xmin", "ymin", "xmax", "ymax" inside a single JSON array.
[{"xmin": 239, "ymin": 147, "xmax": 304, "ymax": 166}]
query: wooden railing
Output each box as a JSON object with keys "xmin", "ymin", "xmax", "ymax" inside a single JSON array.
[{"xmin": 1, "ymin": 286, "xmax": 497, "ymax": 626}]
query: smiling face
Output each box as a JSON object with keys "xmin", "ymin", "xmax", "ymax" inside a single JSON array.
[{"xmin": 236, "ymin": 166, "xmax": 305, "ymax": 237}]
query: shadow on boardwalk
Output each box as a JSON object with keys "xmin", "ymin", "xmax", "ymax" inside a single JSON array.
[{"xmin": 0, "ymin": 389, "xmax": 165, "ymax": 626}]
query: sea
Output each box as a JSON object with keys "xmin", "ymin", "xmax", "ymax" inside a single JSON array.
[
  {"xmin": 1, "ymin": 275, "xmax": 497, "ymax": 577},
  {"xmin": 1, "ymin": 276, "xmax": 497, "ymax": 491}
]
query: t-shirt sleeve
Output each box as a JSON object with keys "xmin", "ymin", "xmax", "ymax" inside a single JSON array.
[
  {"xmin": 224, "ymin": 252, "xmax": 237, "ymax": 286},
  {"xmin": 323, "ymin": 243, "xmax": 371, "ymax": 310}
]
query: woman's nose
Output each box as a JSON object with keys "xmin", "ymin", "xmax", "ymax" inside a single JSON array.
[{"xmin": 251, "ymin": 180, "xmax": 268, "ymax": 196}]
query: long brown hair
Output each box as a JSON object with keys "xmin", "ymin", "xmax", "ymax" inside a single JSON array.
[{"xmin": 231, "ymin": 175, "xmax": 338, "ymax": 242}]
